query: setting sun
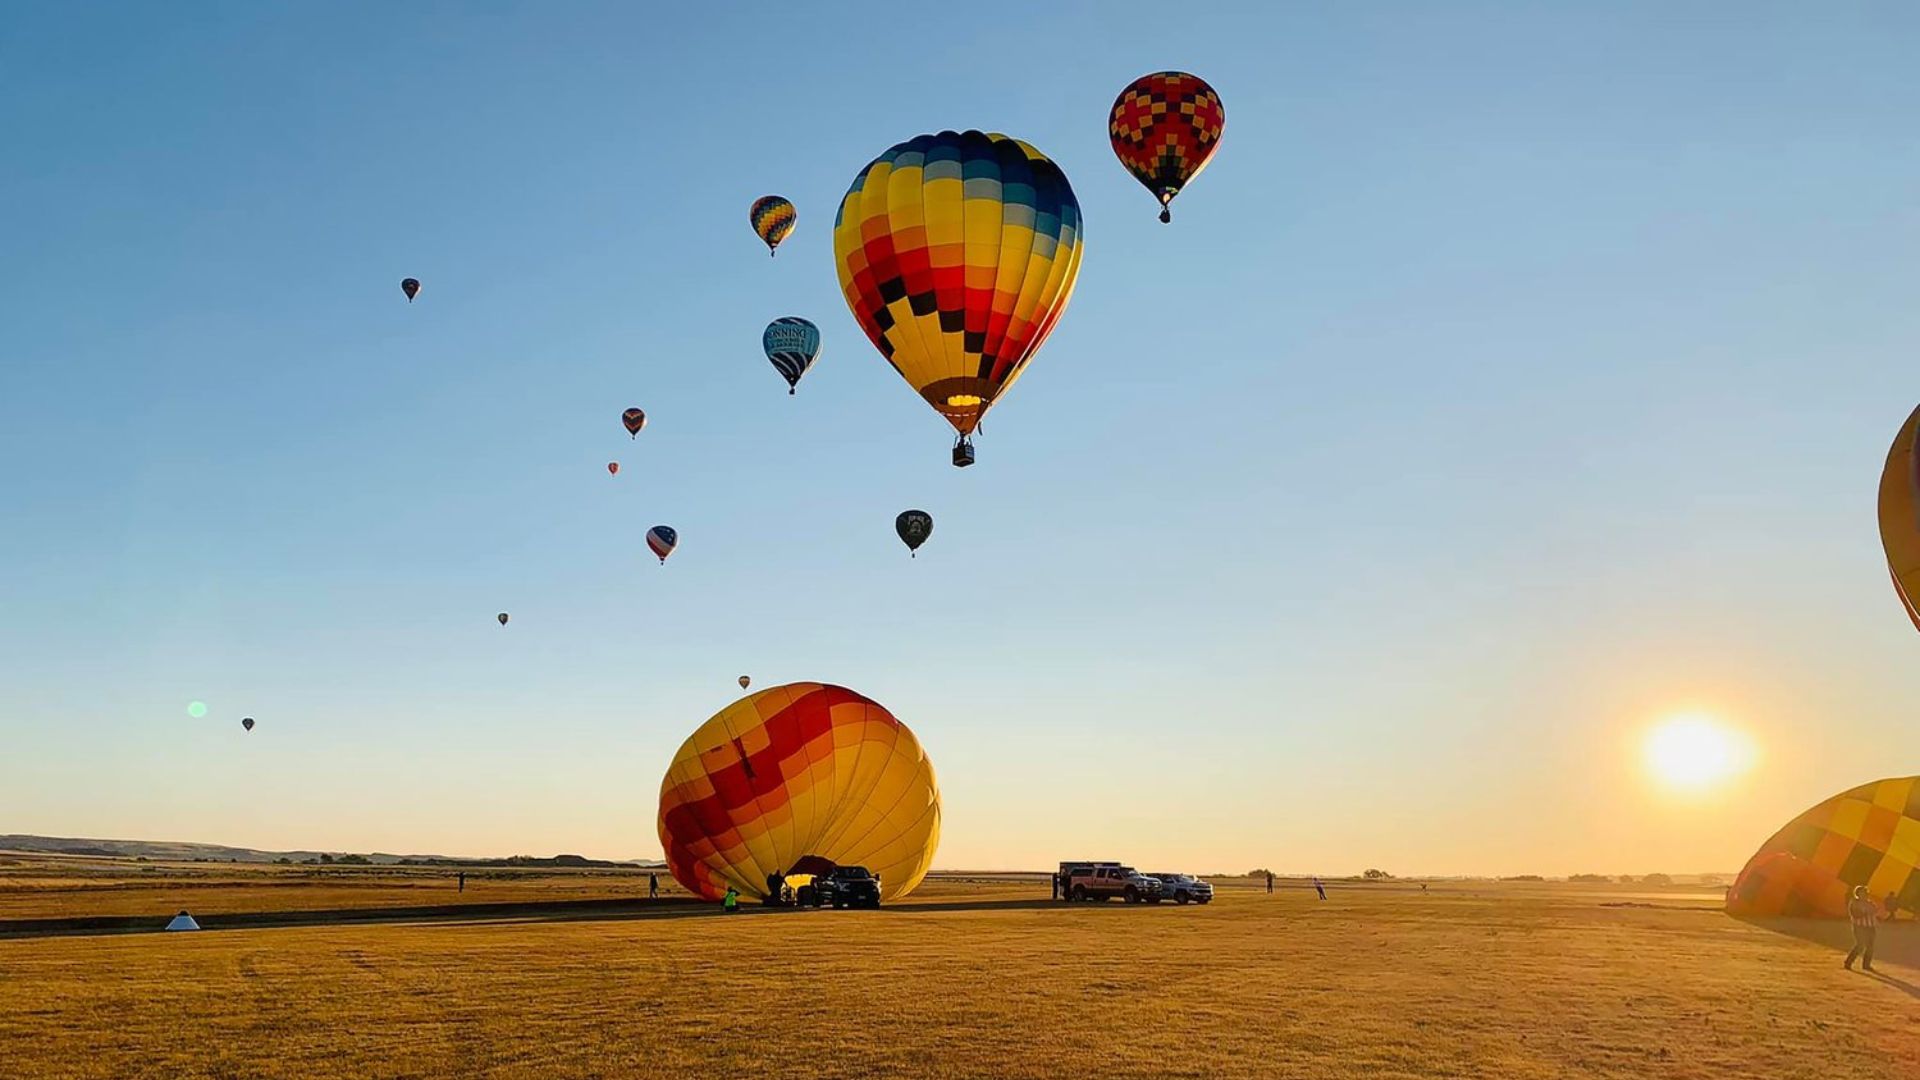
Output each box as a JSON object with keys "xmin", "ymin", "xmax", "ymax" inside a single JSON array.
[{"xmin": 1644, "ymin": 714, "xmax": 1757, "ymax": 791}]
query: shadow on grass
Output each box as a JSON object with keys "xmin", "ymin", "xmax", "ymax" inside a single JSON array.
[{"xmin": 1732, "ymin": 914, "xmax": 1920, "ymax": 987}]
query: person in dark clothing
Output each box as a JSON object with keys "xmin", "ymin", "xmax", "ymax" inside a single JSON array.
[
  {"xmin": 649, "ymin": 872, "xmax": 659, "ymax": 899},
  {"xmin": 457, "ymin": 872, "xmax": 465, "ymax": 893},
  {"xmin": 1845, "ymin": 885, "xmax": 1877, "ymax": 971},
  {"xmin": 1050, "ymin": 873, "xmax": 1058, "ymax": 900},
  {"xmin": 1265, "ymin": 871, "xmax": 1274, "ymax": 894},
  {"xmin": 766, "ymin": 871, "xmax": 783, "ymax": 906},
  {"xmin": 1313, "ymin": 876, "xmax": 1326, "ymax": 901}
]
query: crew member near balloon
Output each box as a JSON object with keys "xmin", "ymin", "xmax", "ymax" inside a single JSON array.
[
  {"xmin": 833, "ymin": 130, "xmax": 1082, "ymax": 467},
  {"xmin": 1109, "ymin": 71, "xmax": 1225, "ymax": 223}
]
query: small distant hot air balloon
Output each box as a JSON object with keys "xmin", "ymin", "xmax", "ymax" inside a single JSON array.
[
  {"xmin": 749, "ymin": 195, "xmax": 796, "ymax": 256},
  {"xmin": 738, "ymin": 675, "xmax": 751, "ymax": 689},
  {"xmin": 646, "ymin": 525, "xmax": 678, "ymax": 564},
  {"xmin": 497, "ymin": 612, "xmax": 510, "ymax": 626},
  {"xmin": 833, "ymin": 131, "xmax": 1082, "ymax": 466},
  {"xmin": 241, "ymin": 717, "xmax": 255, "ymax": 733},
  {"xmin": 401, "ymin": 277, "xmax": 421, "ymax": 302},
  {"xmin": 608, "ymin": 462, "xmax": 620, "ymax": 476},
  {"xmin": 763, "ymin": 317, "xmax": 821, "ymax": 395},
  {"xmin": 1109, "ymin": 72, "xmax": 1225, "ymax": 223},
  {"xmin": 622, "ymin": 408, "xmax": 647, "ymax": 438},
  {"xmin": 895, "ymin": 510, "xmax": 933, "ymax": 557}
]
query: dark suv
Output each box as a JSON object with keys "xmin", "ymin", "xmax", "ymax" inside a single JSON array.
[{"xmin": 814, "ymin": 865, "xmax": 882, "ymax": 909}]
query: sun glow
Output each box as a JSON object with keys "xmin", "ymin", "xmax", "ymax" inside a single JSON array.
[{"xmin": 1644, "ymin": 714, "xmax": 1756, "ymax": 792}]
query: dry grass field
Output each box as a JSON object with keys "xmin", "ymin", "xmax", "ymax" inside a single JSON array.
[{"xmin": 1, "ymin": 863, "xmax": 1915, "ymax": 1079}]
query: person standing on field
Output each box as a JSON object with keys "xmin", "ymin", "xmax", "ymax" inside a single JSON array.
[
  {"xmin": 649, "ymin": 872, "xmax": 659, "ymax": 899},
  {"xmin": 1845, "ymin": 885, "xmax": 1877, "ymax": 971},
  {"xmin": 457, "ymin": 871, "xmax": 465, "ymax": 893},
  {"xmin": 1314, "ymin": 876, "xmax": 1326, "ymax": 901},
  {"xmin": 1265, "ymin": 871, "xmax": 1274, "ymax": 894}
]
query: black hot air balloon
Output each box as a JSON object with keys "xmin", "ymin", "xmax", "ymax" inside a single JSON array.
[
  {"xmin": 895, "ymin": 510, "xmax": 933, "ymax": 557},
  {"xmin": 401, "ymin": 277, "xmax": 421, "ymax": 302},
  {"xmin": 622, "ymin": 408, "xmax": 647, "ymax": 438},
  {"xmin": 497, "ymin": 612, "xmax": 510, "ymax": 626},
  {"xmin": 241, "ymin": 717, "xmax": 255, "ymax": 732}
]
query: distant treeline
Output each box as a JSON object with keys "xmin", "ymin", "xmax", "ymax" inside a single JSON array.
[{"xmin": 266, "ymin": 853, "xmax": 656, "ymax": 869}]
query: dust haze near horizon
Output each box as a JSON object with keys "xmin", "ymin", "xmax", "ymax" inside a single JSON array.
[{"xmin": 3, "ymin": 3, "xmax": 1917, "ymax": 878}]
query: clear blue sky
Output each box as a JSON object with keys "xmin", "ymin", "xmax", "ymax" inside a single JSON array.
[{"xmin": 3, "ymin": 2, "xmax": 1916, "ymax": 874}]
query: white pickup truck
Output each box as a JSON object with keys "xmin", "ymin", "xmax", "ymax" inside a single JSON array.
[{"xmin": 1058, "ymin": 861, "xmax": 1164, "ymax": 903}]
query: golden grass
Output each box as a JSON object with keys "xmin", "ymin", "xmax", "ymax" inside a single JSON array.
[{"xmin": 0, "ymin": 872, "xmax": 1914, "ymax": 1078}]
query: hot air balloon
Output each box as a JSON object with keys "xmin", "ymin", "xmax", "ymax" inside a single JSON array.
[
  {"xmin": 646, "ymin": 525, "xmax": 677, "ymax": 564},
  {"xmin": 622, "ymin": 408, "xmax": 647, "ymax": 438},
  {"xmin": 241, "ymin": 717, "xmax": 255, "ymax": 732},
  {"xmin": 497, "ymin": 612, "xmax": 510, "ymax": 626},
  {"xmin": 738, "ymin": 675, "xmax": 751, "ymax": 689},
  {"xmin": 833, "ymin": 131, "xmax": 1083, "ymax": 467},
  {"xmin": 658, "ymin": 682, "xmax": 940, "ymax": 902},
  {"xmin": 607, "ymin": 462, "xmax": 620, "ymax": 476},
  {"xmin": 1109, "ymin": 72, "xmax": 1225, "ymax": 223},
  {"xmin": 401, "ymin": 277, "xmax": 421, "ymax": 302},
  {"xmin": 895, "ymin": 510, "xmax": 932, "ymax": 557},
  {"xmin": 1877, "ymin": 404, "xmax": 1920, "ymax": 633},
  {"xmin": 749, "ymin": 195, "xmax": 796, "ymax": 256},
  {"xmin": 762, "ymin": 317, "xmax": 821, "ymax": 395},
  {"xmin": 1727, "ymin": 776, "xmax": 1920, "ymax": 919}
]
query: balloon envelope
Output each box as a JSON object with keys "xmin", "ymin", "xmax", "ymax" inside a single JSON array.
[
  {"xmin": 657, "ymin": 682, "xmax": 940, "ymax": 902},
  {"xmin": 241, "ymin": 717, "xmax": 254, "ymax": 732},
  {"xmin": 1877, "ymin": 404, "xmax": 1920, "ymax": 633},
  {"xmin": 401, "ymin": 277, "xmax": 420, "ymax": 301},
  {"xmin": 1109, "ymin": 71, "xmax": 1225, "ymax": 222},
  {"xmin": 738, "ymin": 675, "xmax": 751, "ymax": 689},
  {"xmin": 895, "ymin": 510, "xmax": 932, "ymax": 555},
  {"xmin": 622, "ymin": 408, "xmax": 647, "ymax": 437},
  {"xmin": 607, "ymin": 462, "xmax": 620, "ymax": 476},
  {"xmin": 832, "ymin": 131, "xmax": 1082, "ymax": 440},
  {"xmin": 749, "ymin": 195, "xmax": 796, "ymax": 255},
  {"xmin": 646, "ymin": 525, "xmax": 678, "ymax": 563},
  {"xmin": 497, "ymin": 613, "xmax": 509, "ymax": 626},
  {"xmin": 1727, "ymin": 776, "xmax": 1920, "ymax": 918},
  {"xmin": 763, "ymin": 317, "xmax": 821, "ymax": 394}
]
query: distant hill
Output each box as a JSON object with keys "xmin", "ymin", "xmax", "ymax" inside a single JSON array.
[{"xmin": 0, "ymin": 834, "xmax": 663, "ymax": 869}]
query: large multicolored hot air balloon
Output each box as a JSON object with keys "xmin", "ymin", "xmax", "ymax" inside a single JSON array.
[
  {"xmin": 833, "ymin": 131, "xmax": 1083, "ymax": 467},
  {"xmin": 763, "ymin": 317, "xmax": 821, "ymax": 395},
  {"xmin": 1109, "ymin": 72, "xmax": 1225, "ymax": 223},
  {"xmin": 401, "ymin": 277, "xmax": 421, "ymax": 302},
  {"xmin": 895, "ymin": 510, "xmax": 932, "ymax": 557},
  {"xmin": 749, "ymin": 195, "xmax": 796, "ymax": 256},
  {"xmin": 1877, "ymin": 404, "xmax": 1920, "ymax": 633},
  {"xmin": 1727, "ymin": 776, "xmax": 1920, "ymax": 919},
  {"xmin": 622, "ymin": 408, "xmax": 647, "ymax": 438},
  {"xmin": 657, "ymin": 682, "xmax": 940, "ymax": 902},
  {"xmin": 646, "ymin": 525, "xmax": 678, "ymax": 564}
]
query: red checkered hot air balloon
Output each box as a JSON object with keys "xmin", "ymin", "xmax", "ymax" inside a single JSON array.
[{"xmin": 1109, "ymin": 71, "xmax": 1225, "ymax": 223}]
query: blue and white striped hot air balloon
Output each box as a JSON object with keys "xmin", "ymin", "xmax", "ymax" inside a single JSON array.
[{"xmin": 762, "ymin": 317, "xmax": 821, "ymax": 395}]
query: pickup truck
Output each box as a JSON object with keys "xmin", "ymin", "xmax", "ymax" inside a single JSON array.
[
  {"xmin": 1059, "ymin": 862, "xmax": 1163, "ymax": 903},
  {"xmin": 814, "ymin": 865, "xmax": 882, "ymax": 909}
]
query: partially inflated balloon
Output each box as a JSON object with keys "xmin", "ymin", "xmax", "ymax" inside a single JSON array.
[
  {"xmin": 241, "ymin": 717, "xmax": 254, "ymax": 732},
  {"xmin": 658, "ymin": 682, "xmax": 940, "ymax": 902},
  {"xmin": 497, "ymin": 613, "xmax": 510, "ymax": 626},
  {"xmin": 895, "ymin": 510, "xmax": 932, "ymax": 557},
  {"xmin": 738, "ymin": 675, "xmax": 752, "ymax": 689},
  {"xmin": 401, "ymin": 277, "xmax": 421, "ymax": 302},
  {"xmin": 763, "ymin": 317, "xmax": 821, "ymax": 395},
  {"xmin": 1109, "ymin": 72, "xmax": 1225, "ymax": 223},
  {"xmin": 750, "ymin": 196, "xmax": 796, "ymax": 256},
  {"xmin": 646, "ymin": 525, "xmax": 677, "ymax": 564},
  {"xmin": 622, "ymin": 408, "xmax": 647, "ymax": 438},
  {"xmin": 1727, "ymin": 776, "xmax": 1920, "ymax": 918},
  {"xmin": 1877, "ymin": 404, "xmax": 1920, "ymax": 633},
  {"xmin": 833, "ymin": 131, "xmax": 1083, "ymax": 462}
]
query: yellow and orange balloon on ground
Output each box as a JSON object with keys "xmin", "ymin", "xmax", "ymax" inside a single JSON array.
[
  {"xmin": 657, "ymin": 682, "xmax": 940, "ymax": 902},
  {"xmin": 1877, "ymin": 404, "xmax": 1920, "ymax": 632},
  {"xmin": 1726, "ymin": 776, "xmax": 1920, "ymax": 918},
  {"xmin": 832, "ymin": 130, "xmax": 1082, "ymax": 461}
]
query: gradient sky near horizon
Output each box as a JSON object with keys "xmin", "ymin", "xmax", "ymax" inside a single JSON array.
[{"xmin": 4, "ymin": 2, "xmax": 1918, "ymax": 875}]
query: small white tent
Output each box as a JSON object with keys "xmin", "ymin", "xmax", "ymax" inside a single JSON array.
[{"xmin": 164, "ymin": 911, "xmax": 200, "ymax": 931}]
